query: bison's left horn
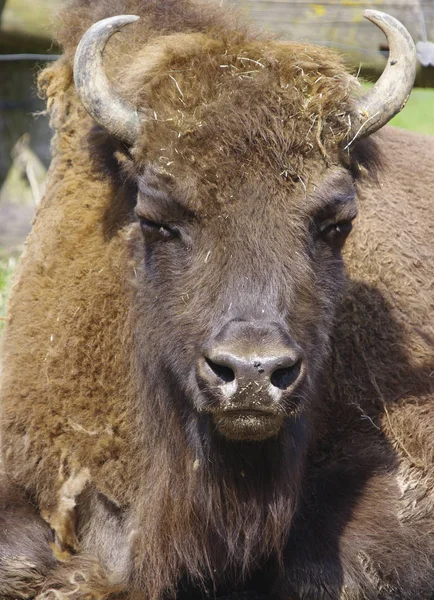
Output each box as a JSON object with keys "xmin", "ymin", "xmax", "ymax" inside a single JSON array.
[
  {"xmin": 74, "ymin": 15, "xmax": 141, "ymax": 145},
  {"xmin": 349, "ymin": 10, "xmax": 416, "ymax": 142}
]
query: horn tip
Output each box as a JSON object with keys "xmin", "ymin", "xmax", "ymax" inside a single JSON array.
[
  {"xmin": 107, "ymin": 15, "xmax": 140, "ymax": 27},
  {"xmin": 362, "ymin": 9, "xmax": 387, "ymax": 24}
]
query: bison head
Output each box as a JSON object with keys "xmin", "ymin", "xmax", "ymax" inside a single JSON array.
[{"xmin": 72, "ymin": 12, "xmax": 415, "ymax": 445}]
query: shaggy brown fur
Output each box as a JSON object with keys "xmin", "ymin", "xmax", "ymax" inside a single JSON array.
[
  {"xmin": 0, "ymin": 1, "xmax": 433, "ymax": 599},
  {"xmin": 0, "ymin": 472, "xmax": 56, "ymax": 598}
]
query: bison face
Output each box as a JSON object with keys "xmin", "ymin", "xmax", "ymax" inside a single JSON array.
[
  {"xmin": 73, "ymin": 10, "xmax": 412, "ymax": 445},
  {"xmin": 129, "ymin": 159, "xmax": 357, "ymax": 442}
]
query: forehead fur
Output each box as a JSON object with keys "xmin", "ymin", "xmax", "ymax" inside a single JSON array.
[
  {"xmin": 118, "ymin": 34, "xmax": 358, "ymax": 176},
  {"xmin": 52, "ymin": 0, "xmax": 379, "ymax": 195}
]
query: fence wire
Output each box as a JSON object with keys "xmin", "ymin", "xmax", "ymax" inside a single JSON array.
[{"xmin": 0, "ymin": 54, "xmax": 59, "ymax": 61}]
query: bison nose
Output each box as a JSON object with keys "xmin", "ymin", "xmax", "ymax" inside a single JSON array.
[
  {"xmin": 197, "ymin": 320, "xmax": 305, "ymax": 400},
  {"xmin": 203, "ymin": 351, "xmax": 302, "ymax": 391}
]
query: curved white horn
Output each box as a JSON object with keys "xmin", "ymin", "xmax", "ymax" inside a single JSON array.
[
  {"xmin": 349, "ymin": 10, "xmax": 416, "ymax": 142},
  {"xmin": 74, "ymin": 15, "xmax": 141, "ymax": 145}
]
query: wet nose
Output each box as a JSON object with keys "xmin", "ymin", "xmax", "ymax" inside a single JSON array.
[
  {"xmin": 204, "ymin": 351, "xmax": 302, "ymax": 390},
  {"xmin": 198, "ymin": 321, "xmax": 304, "ymax": 395}
]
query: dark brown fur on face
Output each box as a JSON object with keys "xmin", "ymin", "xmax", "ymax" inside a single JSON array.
[{"xmin": 0, "ymin": 1, "xmax": 433, "ymax": 599}]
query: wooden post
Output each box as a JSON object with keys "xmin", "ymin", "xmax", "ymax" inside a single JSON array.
[
  {"xmin": 1, "ymin": 0, "xmax": 59, "ymax": 40},
  {"xmin": 0, "ymin": 1, "xmax": 57, "ymax": 186},
  {"xmin": 0, "ymin": 1, "xmax": 6, "ymax": 21},
  {"xmin": 0, "ymin": 0, "xmax": 61, "ymax": 53}
]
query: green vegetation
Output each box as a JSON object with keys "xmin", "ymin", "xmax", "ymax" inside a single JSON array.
[
  {"xmin": 0, "ymin": 257, "xmax": 15, "ymax": 332},
  {"xmin": 390, "ymin": 87, "xmax": 434, "ymax": 135}
]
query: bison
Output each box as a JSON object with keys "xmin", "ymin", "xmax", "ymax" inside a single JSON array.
[{"xmin": 0, "ymin": 0, "xmax": 433, "ymax": 598}]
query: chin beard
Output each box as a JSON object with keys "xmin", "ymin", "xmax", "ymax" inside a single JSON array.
[{"xmin": 131, "ymin": 382, "xmax": 311, "ymax": 598}]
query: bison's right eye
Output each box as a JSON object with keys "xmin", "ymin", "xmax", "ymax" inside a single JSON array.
[{"xmin": 139, "ymin": 218, "xmax": 179, "ymax": 242}]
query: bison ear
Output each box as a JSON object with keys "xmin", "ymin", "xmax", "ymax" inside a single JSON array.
[
  {"xmin": 88, "ymin": 125, "xmax": 136, "ymax": 182},
  {"xmin": 348, "ymin": 10, "xmax": 416, "ymax": 143},
  {"xmin": 74, "ymin": 15, "xmax": 142, "ymax": 145}
]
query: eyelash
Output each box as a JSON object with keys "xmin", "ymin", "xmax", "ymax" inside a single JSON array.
[
  {"xmin": 137, "ymin": 213, "xmax": 354, "ymax": 247},
  {"xmin": 139, "ymin": 218, "xmax": 179, "ymax": 241}
]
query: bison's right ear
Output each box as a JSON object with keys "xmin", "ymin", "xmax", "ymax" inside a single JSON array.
[{"xmin": 73, "ymin": 15, "xmax": 142, "ymax": 145}]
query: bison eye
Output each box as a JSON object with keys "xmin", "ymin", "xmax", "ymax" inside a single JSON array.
[
  {"xmin": 318, "ymin": 220, "xmax": 353, "ymax": 248},
  {"xmin": 139, "ymin": 218, "xmax": 179, "ymax": 242}
]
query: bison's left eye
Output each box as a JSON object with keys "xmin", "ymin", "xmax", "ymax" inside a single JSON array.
[
  {"xmin": 318, "ymin": 220, "xmax": 353, "ymax": 248},
  {"xmin": 139, "ymin": 218, "xmax": 179, "ymax": 242}
]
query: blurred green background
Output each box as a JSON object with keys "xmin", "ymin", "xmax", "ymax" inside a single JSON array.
[
  {"xmin": 0, "ymin": 259, "xmax": 13, "ymax": 329},
  {"xmin": 390, "ymin": 87, "xmax": 434, "ymax": 133}
]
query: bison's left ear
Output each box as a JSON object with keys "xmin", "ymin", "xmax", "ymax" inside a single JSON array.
[{"xmin": 348, "ymin": 10, "xmax": 416, "ymax": 144}]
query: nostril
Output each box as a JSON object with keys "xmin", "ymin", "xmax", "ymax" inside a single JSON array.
[
  {"xmin": 205, "ymin": 357, "xmax": 236, "ymax": 384},
  {"xmin": 270, "ymin": 360, "xmax": 302, "ymax": 390}
]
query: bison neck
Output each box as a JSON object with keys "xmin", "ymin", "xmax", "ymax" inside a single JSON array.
[{"xmin": 130, "ymin": 387, "xmax": 310, "ymax": 599}]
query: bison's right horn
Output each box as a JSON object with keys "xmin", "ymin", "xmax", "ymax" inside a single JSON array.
[{"xmin": 74, "ymin": 15, "xmax": 141, "ymax": 145}]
